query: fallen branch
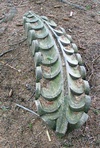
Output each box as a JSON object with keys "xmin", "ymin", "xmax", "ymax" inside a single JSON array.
[
  {"xmin": 0, "ymin": 38, "xmax": 26, "ymax": 57},
  {"xmin": 60, "ymin": 0, "xmax": 86, "ymax": 10},
  {"xmin": 0, "ymin": 48, "xmax": 14, "ymax": 57},
  {"xmin": 16, "ymin": 104, "xmax": 39, "ymax": 117}
]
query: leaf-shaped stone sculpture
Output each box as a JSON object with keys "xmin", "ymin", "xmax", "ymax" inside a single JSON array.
[{"xmin": 23, "ymin": 11, "xmax": 91, "ymax": 136}]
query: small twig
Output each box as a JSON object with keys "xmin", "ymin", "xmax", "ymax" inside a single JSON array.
[
  {"xmin": 28, "ymin": 91, "xmax": 35, "ymax": 101},
  {"xmin": 47, "ymin": 15, "xmax": 55, "ymax": 18},
  {"xmin": 61, "ymin": 0, "xmax": 86, "ymax": 10},
  {"xmin": 36, "ymin": 126, "xmax": 46, "ymax": 138},
  {"xmin": 0, "ymin": 16, "xmax": 4, "ymax": 20},
  {"xmin": 63, "ymin": 17, "xmax": 69, "ymax": 21},
  {"xmin": 0, "ymin": 38, "xmax": 25, "ymax": 59},
  {"xmin": 92, "ymin": 55, "xmax": 100, "ymax": 64},
  {"xmin": 0, "ymin": 61, "xmax": 21, "ymax": 72},
  {"xmin": 9, "ymin": 89, "xmax": 13, "ymax": 97},
  {"xmin": 35, "ymin": 0, "xmax": 45, "ymax": 4},
  {"xmin": 9, "ymin": 38, "xmax": 27, "ymax": 46},
  {"xmin": 88, "ymin": 55, "xmax": 100, "ymax": 81},
  {"xmin": 54, "ymin": 5, "xmax": 62, "ymax": 8},
  {"xmin": 46, "ymin": 130, "xmax": 51, "ymax": 141},
  {"xmin": 0, "ymin": 48, "xmax": 14, "ymax": 57},
  {"xmin": 69, "ymin": 11, "xmax": 73, "ymax": 17},
  {"xmin": 25, "ymin": 84, "xmax": 36, "ymax": 101},
  {"xmin": 16, "ymin": 104, "xmax": 39, "ymax": 117}
]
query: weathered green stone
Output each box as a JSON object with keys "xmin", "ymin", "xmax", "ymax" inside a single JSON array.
[
  {"xmin": 36, "ymin": 66, "xmax": 42, "ymax": 82},
  {"xmin": 35, "ymin": 83, "xmax": 41, "ymax": 99},
  {"xmin": 23, "ymin": 12, "xmax": 91, "ymax": 136}
]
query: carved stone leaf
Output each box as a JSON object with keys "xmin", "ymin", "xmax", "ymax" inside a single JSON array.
[{"xmin": 23, "ymin": 11, "xmax": 91, "ymax": 136}]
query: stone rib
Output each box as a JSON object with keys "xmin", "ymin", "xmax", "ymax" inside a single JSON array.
[{"xmin": 23, "ymin": 11, "xmax": 91, "ymax": 136}]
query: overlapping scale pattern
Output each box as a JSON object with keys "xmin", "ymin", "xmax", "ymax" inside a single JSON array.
[{"xmin": 23, "ymin": 11, "xmax": 91, "ymax": 136}]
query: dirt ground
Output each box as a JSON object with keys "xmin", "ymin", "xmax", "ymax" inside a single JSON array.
[{"xmin": 0, "ymin": 0, "xmax": 100, "ymax": 148}]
